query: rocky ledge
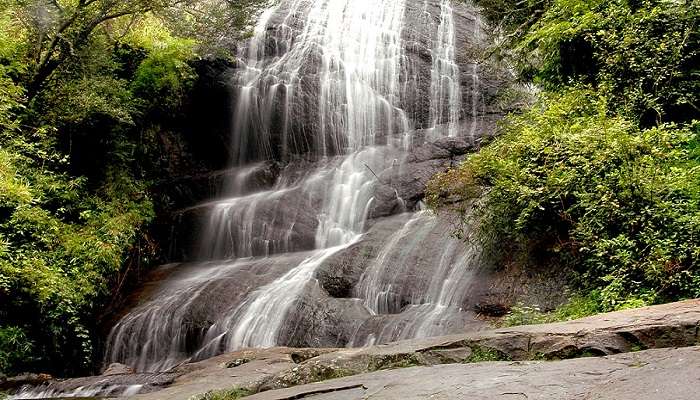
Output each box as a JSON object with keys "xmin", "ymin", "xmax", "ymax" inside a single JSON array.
[
  {"xmin": 246, "ymin": 346, "xmax": 700, "ymax": 400},
  {"xmin": 11, "ymin": 300, "xmax": 700, "ymax": 399}
]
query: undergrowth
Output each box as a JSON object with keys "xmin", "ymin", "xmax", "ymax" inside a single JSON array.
[{"xmin": 193, "ymin": 388, "xmax": 254, "ymax": 400}]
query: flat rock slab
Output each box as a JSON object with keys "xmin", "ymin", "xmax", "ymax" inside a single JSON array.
[
  {"xmin": 130, "ymin": 348, "xmax": 338, "ymax": 400},
  {"xmin": 246, "ymin": 346, "xmax": 700, "ymax": 400},
  {"xmin": 259, "ymin": 299, "xmax": 700, "ymax": 390}
]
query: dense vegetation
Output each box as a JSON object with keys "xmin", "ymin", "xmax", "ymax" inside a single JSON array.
[
  {"xmin": 431, "ymin": 0, "xmax": 699, "ymax": 314},
  {"xmin": 0, "ymin": 0, "xmax": 263, "ymax": 376}
]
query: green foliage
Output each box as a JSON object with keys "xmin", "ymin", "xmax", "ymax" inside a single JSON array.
[
  {"xmin": 465, "ymin": 346, "xmax": 511, "ymax": 363},
  {"xmin": 0, "ymin": 0, "xmax": 265, "ymax": 376},
  {"xmin": 433, "ymin": 89, "xmax": 700, "ymax": 310},
  {"xmin": 501, "ymin": 304, "xmax": 552, "ymax": 327},
  {"xmin": 553, "ymin": 293, "xmax": 601, "ymax": 320},
  {"xmin": 131, "ymin": 34, "xmax": 197, "ymax": 113},
  {"xmin": 448, "ymin": 0, "xmax": 700, "ymax": 317},
  {"xmin": 520, "ymin": 0, "xmax": 699, "ymax": 125},
  {"xmin": 473, "ymin": 0, "xmax": 698, "ymax": 126},
  {"xmin": 0, "ymin": 326, "xmax": 33, "ymax": 374},
  {"xmin": 368, "ymin": 354, "xmax": 424, "ymax": 371},
  {"xmin": 0, "ymin": 128, "xmax": 154, "ymax": 374},
  {"xmin": 469, "ymin": 0, "xmax": 550, "ymax": 34},
  {"xmin": 502, "ymin": 293, "xmax": 602, "ymax": 327}
]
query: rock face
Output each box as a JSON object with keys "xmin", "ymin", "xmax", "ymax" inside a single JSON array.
[
  {"xmin": 258, "ymin": 299, "xmax": 700, "ymax": 391},
  {"xmin": 0, "ymin": 373, "xmax": 53, "ymax": 392},
  {"xmin": 225, "ymin": 0, "xmax": 502, "ymax": 163},
  {"xmin": 370, "ymin": 136, "xmax": 475, "ymax": 217}
]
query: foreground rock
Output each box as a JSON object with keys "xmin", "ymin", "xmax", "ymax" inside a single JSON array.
[
  {"xmin": 259, "ymin": 299, "xmax": 700, "ymax": 391},
  {"xmin": 247, "ymin": 346, "xmax": 700, "ymax": 400}
]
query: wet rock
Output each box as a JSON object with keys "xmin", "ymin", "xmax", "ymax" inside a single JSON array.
[
  {"xmin": 406, "ymin": 136, "xmax": 475, "ymax": 163},
  {"xmin": 104, "ymin": 252, "xmax": 315, "ymax": 371},
  {"xmin": 369, "ymin": 137, "xmax": 475, "ymax": 218},
  {"xmin": 433, "ymin": 135, "xmax": 477, "ymax": 155},
  {"xmin": 175, "ymin": 184, "xmax": 321, "ymax": 261},
  {"xmin": 131, "ymin": 348, "xmax": 337, "ymax": 400},
  {"xmin": 222, "ymin": 0, "xmax": 505, "ymax": 161},
  {"xmin": 289, "ymin": 349, "xmax": 332, "ymax": 364},
  {"xmin": 69, "ymin": 300, "xmax": 700, "ymax": 400},
  {"xmin": 482, "ymin": 261, "xmax": 572, "ymax": 314},
  {"xmin": 277, "ymin": 286, "xmax": 372, "ymax": 348},
  {"xmin": 257, "ymin": 299, "xmax": 700, "ymax": 391},
  {"xmin": 102, "ymin": 363, "xmax": 135, "ymax": 376},
  {"xmin": 315, "ymin": 215, "xmax": 410, "ymax": 298},
  {"xmin": 0, "ymin": 373, "xmax": 53, "ymax": 391},
  {"xmin": 224, "ymin": 358, "xmax": 251, "ymax": 368},
  {"xmin": 370, "ymin": 159, "xmax": 448, "ymax": 217}
]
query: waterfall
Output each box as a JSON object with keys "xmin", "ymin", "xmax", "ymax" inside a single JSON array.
[
  {"xmin": 10, "ymin": 385, "xmax": 143, "ymax": 399},
  {"xmin": 105, "ymin": 0, "xmax": 490, "ymax": 374},
  {"xmin": 429, "ymin": 0, "xmax": 462, "ymax": 138},
  {"xmin": 348, "ymin": 211, "xmax": 483, "ymax": 346}
]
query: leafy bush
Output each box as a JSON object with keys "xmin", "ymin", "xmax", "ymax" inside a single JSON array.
[
  {"xmin": 0, "ymin": 0, "xmax": 264, "ymax": 377},
  {"xmin": 465, "ymin": 346, "xmax": 511, "ymax": 363},
  {"xmin": 431, "ymin": 89, "xmax": 700, "ymax": 309},
  {"xmin": 0, "ymin": 134, "xmax": 154, "ymax": 374},
  {"xmin": 473, "ymin": 0, "xmax": 699, "ymax": 126},
  {"xmin": 501, "ymin": 304, "xmax": 552, "ymax": 327},
  {"xmin": 129, "ymin": 22, "xmax": 197, "ymax": 114},
  {"xmin": 0, "ymin": 326, "xmax": 33, "ymax": 374},
  {"xmin": 519, "ymin": 0, "xmax": 698, "ymax": 125}
]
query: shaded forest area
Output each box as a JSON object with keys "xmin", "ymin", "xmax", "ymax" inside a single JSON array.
[{"xmin": 0, "ymin": 0, "xmax": 264, "ymax": 376}]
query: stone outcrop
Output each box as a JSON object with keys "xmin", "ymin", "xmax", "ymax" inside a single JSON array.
[
  {"xmin": 103, "ymin": 363, "xmax": 136, "ymax": 376},
  {"xmin": 16, "ymin": 299, "xmax": 694, "ymax": 399},
  {"xmin": 369, "ymin": 136, "xmax": 476, "ymax": 217},
  {"xmin": 0, "ymin": 373, "xmax": 53, "ymax": 392},
  {"xmin": 247, "ymin": 346, "xmax": 700, "ymax": 400},
  {"xmin": 258, "ymin": 299, "xmax": 700, "ymax": 391}
]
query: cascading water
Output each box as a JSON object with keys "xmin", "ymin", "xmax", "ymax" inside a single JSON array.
[
  {"xmin": 349, "ymin": 210, "xmax": 485, "ymax": 346},
  {"xmin": 10, "ymin": 385, "xmax": 143, "ymax": 399},
  {"xmin": 429, "ymin": 0, "xmax": 462, "ymax": 138},
  {"xmin": 105, "ymin": 0, "xmax": 492, "ymax": 376}
]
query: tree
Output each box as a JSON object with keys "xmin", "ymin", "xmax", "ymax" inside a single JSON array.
[
  {"xmin": 12, "ymin": 0, "xmax": 265, "ymax": 99},
  {"xmin": 11, "ymin": 0, "xmax": 182, "ymax": 98}
]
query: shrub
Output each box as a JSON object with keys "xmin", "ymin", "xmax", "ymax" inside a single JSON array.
[
  {"xmin": 430, "ymin": 89, "xmax": 700, "ymax": 310},
  {"xmin": 0, "ymin": 133, "xmax": 154, "ymax": 375},
  {"xmin": 521, "ymin": 0, "xmax": 699, "ymax": 125},
  {"xmin": 0, "ymin": 326, "xmax": 33, "ymax": 374}
]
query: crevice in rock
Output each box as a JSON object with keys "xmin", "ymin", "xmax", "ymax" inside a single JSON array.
[{"xmin": 276, "ymin": 383, "xmax": 367, "ymax": 400}]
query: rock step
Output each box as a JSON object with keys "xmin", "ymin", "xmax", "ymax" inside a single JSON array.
[
  {"xmin": 247, "ymin": 346, "xmax": 700, "ymax": 400},
  {"xmin": 258, "ymin": 299, "xmax": 700, "ymax": 391}
]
